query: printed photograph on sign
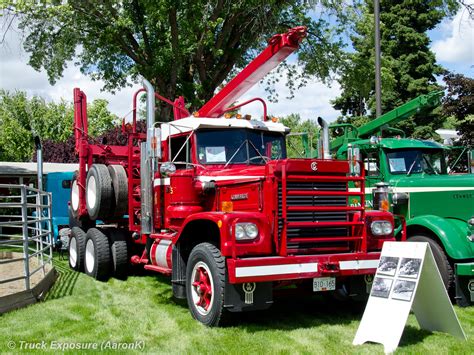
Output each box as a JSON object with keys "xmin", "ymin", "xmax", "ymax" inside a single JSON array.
[
  {"xmin": 371, "ymin": 277, "xmax": 393, "ymax": 298},
  {"xmin": 398, "ymin": 258, "xmax": 422, "ymax": 278},
  {"xmin": 392, "ymin": 279, "xmax": 416, "ymax": 301},
  {"xmin": 377, "ymin": 256, "xmax": 399, "ymax": 276}
]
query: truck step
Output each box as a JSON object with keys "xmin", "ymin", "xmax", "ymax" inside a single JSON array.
[{"xmin": 144, "ymin": 264, "xmax": 172, "ymax": 275}]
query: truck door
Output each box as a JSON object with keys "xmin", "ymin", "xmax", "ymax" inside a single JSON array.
[
  {"xmin": 362, "ymin": 149, "xmax": 383, "ymax": 188},
  {"xmin": 163, "ymin": 134, "xmax": 197, "ymax": 229}
]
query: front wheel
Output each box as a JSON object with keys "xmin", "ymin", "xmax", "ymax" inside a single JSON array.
[
  {"xmin": 409, "ymin": 235, "xmax": 454, "ymax": 294},
  {"xmin": 186, "ymin": 243, "xmax": 227, "ymax": 327}
]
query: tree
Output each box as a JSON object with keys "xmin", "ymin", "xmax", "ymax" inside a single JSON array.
[
  {"xmin": 442, "ymin": 72, "xmax": 474, "ymax": 145},
  {"xmin": 281, "ymin": 114, "xmax": 320, "ymax": 158},
  {"xmin": 0, "ymin": 90, "xmax": 117, "ymax": 162},
  {"xmin": 2, "ymin": 1, "xmax": 347, "ymax": 119},
  {"xmin": 332, "ymin": 0, "xmax": 458, "ymax": 139}
]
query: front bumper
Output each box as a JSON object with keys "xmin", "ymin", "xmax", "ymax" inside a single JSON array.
[{"xmin": 227, "ymin": 252, "xmax": 381, "ymax": 283}]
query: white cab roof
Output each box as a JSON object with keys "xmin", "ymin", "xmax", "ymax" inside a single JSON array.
[{"xmin": 160, "ymin": 117, "xmax": 288, "ymax": 141}]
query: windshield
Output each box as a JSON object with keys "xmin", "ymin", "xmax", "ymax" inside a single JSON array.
[
  {"xmin": 196, "ymin": 128, "xmax": 286, "ymax": 165},
  {"xmin": 386, "ymin": 149, "xmax": 447, "ymax": 175}
]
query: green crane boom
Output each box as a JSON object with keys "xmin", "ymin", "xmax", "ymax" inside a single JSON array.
[{"xmin": 330, "ymin": 90, "xmax": 444, "ymax": 152}]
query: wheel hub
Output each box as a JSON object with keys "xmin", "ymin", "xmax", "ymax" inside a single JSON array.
[{"xmin": 190, "ymin": 262, "xmax": 214, "ymax": 315}]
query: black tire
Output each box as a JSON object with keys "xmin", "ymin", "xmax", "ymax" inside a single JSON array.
[
  {"xmin": 409, "ymin": 235, "xmax": 454, "ymax": 293},
  {"xmin": 186, "ymin": 243, "xmax": 228, "ymax": 327},
  {"xmin": 107, "ymin": 228, "xmax": 129, "ymax": 279},
  {"xmin": 70, "ymin": 171, "xmax": 80, "ymax": 218},
  {"xmin": 108, "ymin": 165, "xmax": 128, "ymax": 217},
  {"xmin": 69, "ymin": 227, "xmax": 86, "ymax": 271},
  {"xmin": 86, "ymin": 164, "xmax": 113, "ymax": 220},
  {"xmin": 84, "ymin": 228, "xmax": 111, "ymax": 281},
  {"xmin": 68, "ymin": 205, "xmax": 95, "ymax": 231}
]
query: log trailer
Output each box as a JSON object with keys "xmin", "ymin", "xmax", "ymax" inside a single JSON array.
[{"xmin": 68, "ymin": 27, "xmax": 398, "ymax": 326}]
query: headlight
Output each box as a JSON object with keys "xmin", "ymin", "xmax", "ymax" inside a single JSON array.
[
  {"xmin": 235, "ymin": 224, "xmax": 246, "ymax": 240},
  {"xmin": 371, "ymin": 221, "xmax": 393, "ymax": 236},
  {"xmin": 244, "ymin": 223, "xmax": 259, "ymax": 238},
  {"xmin": 235, "ymin": 223, "xmax": 259, "ymax": 240}
]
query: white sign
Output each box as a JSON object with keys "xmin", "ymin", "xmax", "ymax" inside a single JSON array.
[
  {"xmin": 388, "ymin": 158, "xmax": 406, "ymax": 172},
  {"xmin": 353, "ymin": 242, "xmax": 466, "ymax": 353},
  {"xmin": 205, "ymin": 146, "xmax": 226, "ymax": 163}
]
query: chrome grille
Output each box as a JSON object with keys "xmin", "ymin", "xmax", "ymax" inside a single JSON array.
[{"xmin": 278, "ymin": 181, "xmax": 350, "ymax": 253}]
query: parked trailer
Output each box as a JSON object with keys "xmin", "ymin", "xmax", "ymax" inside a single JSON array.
[{"xmin": 68, "ymin": 27, "xmax": 400, "ymax": 326}]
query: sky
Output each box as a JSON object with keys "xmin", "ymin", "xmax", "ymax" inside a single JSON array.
[{"xmin": 0, "ymin": 6, "xmax": 472, "ymax": 124}]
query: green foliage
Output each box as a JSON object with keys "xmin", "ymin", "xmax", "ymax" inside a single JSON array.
[
  {"xmin": 281, "ymin": 113, "xmax": 320, "ymax": 158},
  {"xmin": 0, "ymin": 90, "xmax": 117, "ymax": 162},
  {"xmin": 2, "ymin": 1, "xmax": 349, "ymax": 118},
  {"xmin": 442, "ymin": 72, "xmax": 474, "ymax": 145},
  {"xmin": 332, "ymin": 0, "xmax": 458, "ymax": 139}
]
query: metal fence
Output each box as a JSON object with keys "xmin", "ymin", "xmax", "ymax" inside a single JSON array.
[{"xmin": 0, "ymin": 184, "xmax": 53, "ymax": 292}]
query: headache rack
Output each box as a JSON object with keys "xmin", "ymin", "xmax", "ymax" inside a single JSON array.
[{"xmin": 277, "ymin": 163, "xmax": 366, "ymax": 255}]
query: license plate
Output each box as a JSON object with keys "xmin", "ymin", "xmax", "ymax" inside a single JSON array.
[{"xmin": 313, "ymin": 277, "xmax": 336, "ymax": 292}]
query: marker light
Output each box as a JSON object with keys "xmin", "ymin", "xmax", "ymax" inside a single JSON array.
[
  {"xmin": 271, "ymin": 117, "xmax": 278, "ymax": 123},
  {"xmin": 221, "ymin": 201, "xmax": 233, "ymax": 212},
  {"xmin": 224, "ymin": 113, "xmax": 232, "ymax": 119}
]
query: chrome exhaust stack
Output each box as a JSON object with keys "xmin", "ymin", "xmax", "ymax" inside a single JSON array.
[
  {"xmin": 140, "ymin": 78, "xmax": 160, "ymax": 234},
  {"xmin": 35, "ymin": 136, "xmax": 43, "ymax": 191},
  {"xmin": 317, "ymin": 117, "xmax": 331, "ymax": 160}
]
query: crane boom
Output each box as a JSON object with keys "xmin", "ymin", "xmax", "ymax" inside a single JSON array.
[
  {"xmin": 330, "ymin": 90, "xmax": 443, "ymax": 152},
  {"xmin": 197, "ymin": 26, "xmax": 307, "ymax": 118}
]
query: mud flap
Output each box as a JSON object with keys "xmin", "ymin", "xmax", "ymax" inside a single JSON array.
[
  {"xmin": 454, "ymin": 273, "xmax": 474, "ymax": 307},
  {"xmin": 224, "ymin": 281, "xmax": 273, "ymax": 312}
]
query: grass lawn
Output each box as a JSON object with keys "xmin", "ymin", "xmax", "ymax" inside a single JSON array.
[{"xmin": 0, "ymin": 254, "xmax": 472, "ymax": 354}]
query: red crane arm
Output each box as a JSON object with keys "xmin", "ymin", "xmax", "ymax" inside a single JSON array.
[{"xmin": 197, "ymin": 26, "xmax": 307, "ymax": 118}]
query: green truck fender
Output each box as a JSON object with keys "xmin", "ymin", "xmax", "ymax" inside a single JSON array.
[{"xmin": 404, "ymin": 215, "xmax": 474, "ymax": 260}]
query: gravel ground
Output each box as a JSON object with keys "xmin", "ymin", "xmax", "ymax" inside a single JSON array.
[{"xmin": 0, "ymin": 251, "xmax": 52, "ymax": 296}]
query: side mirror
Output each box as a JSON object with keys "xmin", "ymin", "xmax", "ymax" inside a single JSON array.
[{"xmin": 160, "ymin": 162, "xmax": 176, "ymax": 177}]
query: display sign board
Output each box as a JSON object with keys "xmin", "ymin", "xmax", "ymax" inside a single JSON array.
[{"xmin": 353, "ymin": 242, "xmax": 466, "ymax": 353}]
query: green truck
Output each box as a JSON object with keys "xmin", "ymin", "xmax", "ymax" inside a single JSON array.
[{"xmin": 302, "ymin": 92, "xmax": 474, "ymax": 306}]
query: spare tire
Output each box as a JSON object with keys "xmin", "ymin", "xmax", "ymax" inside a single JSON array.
[
  {"xmin": 86, "ymin": 164, "xmax": 113, "ymax": 220},
  {"xmin": 108, "ymin": 165, "xmax": 128, "ymax": 217},
  {"xmin": 70, "ymin": 171, "xmax": 80, "ymax": 217}
]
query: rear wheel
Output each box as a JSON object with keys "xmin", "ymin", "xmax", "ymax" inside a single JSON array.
[
  {"xmin": 107, "ymin": 229, "xmax": 129, "ymax": 279},
  {"xmin": 186, "ymin": 243, "xmax": 227, "ymax": 327},
  {"xmin": 84, "ymin": 228, "xmax": 111, "ymax": 281},
  {"xmin": 409, "ymin": 235, "xmax": 454, "ymax": 294},
  {"xmin": 86, "ymin": 164, "xmax": 113, "ymax": 220},
  {"xmin": 69, "ymin": 227, "xmax": 86, "ymax": 271}
]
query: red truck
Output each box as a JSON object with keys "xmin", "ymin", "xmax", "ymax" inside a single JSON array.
[{"xmin": 68, "ymin": 27, "xmax": 398, "ymax": 326}]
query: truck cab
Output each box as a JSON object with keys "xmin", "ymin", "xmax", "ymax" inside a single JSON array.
[{"xmin": 336, "ymin": 138, "xmax": 474, "ymax": 306}]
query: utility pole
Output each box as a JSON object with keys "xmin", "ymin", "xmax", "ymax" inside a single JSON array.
[{"xmin": 374, "ymin": 0, "xmax": 382, "ymax": 117}]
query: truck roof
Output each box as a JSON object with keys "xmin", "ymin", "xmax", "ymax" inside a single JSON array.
[
  {"xmin": 160, "ymin": 116, "xmax": 288, "ymax": 140},
  {"xmin": 351, "ymin": 138, "xmax": 445, "ymax": 150}
]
